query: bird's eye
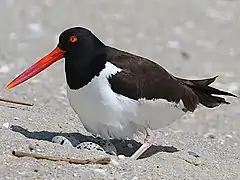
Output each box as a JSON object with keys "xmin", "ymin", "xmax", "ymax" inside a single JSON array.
[{"xmin": 68, "ymin": 36, "xmax": 78, "ymax": 43}]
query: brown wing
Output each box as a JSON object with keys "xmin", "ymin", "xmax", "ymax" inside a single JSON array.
[{"xmin": 106, "ymin": 47, "xmax": 199, "ymax": 112}]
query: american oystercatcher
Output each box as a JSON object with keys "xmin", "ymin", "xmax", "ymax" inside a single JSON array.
[{"xmin": 6, "ymin": 27, "xmax": 237, "ymax": 159}]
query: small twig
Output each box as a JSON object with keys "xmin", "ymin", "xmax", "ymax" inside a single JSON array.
[
  {"xmin": 12, "ymin": 150, "xmax": 111, "ymax": 165},
  {"xmin": 0, "ymin": 97, "xmax": 33, "ymax": 106}
]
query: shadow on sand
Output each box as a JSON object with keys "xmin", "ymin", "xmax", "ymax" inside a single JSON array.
[{"xmin": 11, "ymin": 125, "xmax": 179, "ymax": 159}]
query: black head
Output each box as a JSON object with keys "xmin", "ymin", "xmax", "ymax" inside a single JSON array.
[
  {"xmin": 6, "ymin": 27, "xmax": 108, "ymax": 90},
  {"xmin": 58, "ymin": 27, "xmax": 103, "ymax": 51},
  {"xmin": 58, "ymin": 27, "xmax": 107, "ymax": 89}
]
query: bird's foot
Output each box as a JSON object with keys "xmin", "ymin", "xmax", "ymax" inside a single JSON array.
[{"xmin": 130, "ymin": 128, "xmax": 155, "ymax": 160}]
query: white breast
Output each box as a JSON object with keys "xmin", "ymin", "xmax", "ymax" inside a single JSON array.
[{"xmin": 67, "ymin": 62, "xmax": 185, "ymax": 140}]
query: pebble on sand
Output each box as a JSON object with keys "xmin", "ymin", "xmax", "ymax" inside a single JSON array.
[
  {"xmin": 2, "ymin": 122, "xmax": 10, "ymax": 129},
  {"xmin": 118, "ymin": 155, "xmax": 126, "ymax": 159},
  {"xmin": 188, "ymin": 151, "xmax": 201, "ymax": 158},
  {"xmin": 203, "ymin": 132, "xmax": 216, "ymax": 139},
  {"xmin": 93, "ymin": 168, "xmax": 106, "ymax": 176}
]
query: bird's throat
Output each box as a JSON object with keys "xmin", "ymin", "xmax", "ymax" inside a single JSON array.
[{"xmin": 65, "ymin": 53, "xmax": 107, "ymax": 90}]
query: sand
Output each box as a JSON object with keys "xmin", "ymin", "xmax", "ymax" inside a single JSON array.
[{"xmin": 0, "ymin": 0, "xmax": 240, "ymax": 179}]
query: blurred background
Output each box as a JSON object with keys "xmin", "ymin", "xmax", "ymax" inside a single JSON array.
[
  {"xmin": 0, "ymin": 0, "xmax": 240, "ymax": 108},
  {"xmin": 0, "ymin": 1, "xmax": 240, "ymax": 179}
]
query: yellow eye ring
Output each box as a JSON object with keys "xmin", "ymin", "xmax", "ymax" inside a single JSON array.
[{"xmin": 68, "ymin": 36, "xmax": 78, "ymax": 43}]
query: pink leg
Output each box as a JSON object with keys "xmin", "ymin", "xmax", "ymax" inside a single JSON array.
[{"xmin": 130, "ymin": 128, "xmax": 155, "ymax": 160}]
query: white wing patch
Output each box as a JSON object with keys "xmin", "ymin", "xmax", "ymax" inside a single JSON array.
[{"xmin": 100, "ymin": 61, "xmax": 122, "ymax": 78}]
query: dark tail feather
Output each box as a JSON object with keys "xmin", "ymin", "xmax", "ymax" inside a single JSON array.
[
  {"xmin": 189, "ymin": 76, "xmax": 218, "ymax": 86},
  {"xmin": 178, "ymin": 76, "xmax": 237, "ymax": 108}
]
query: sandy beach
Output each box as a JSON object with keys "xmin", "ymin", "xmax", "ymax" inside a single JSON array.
[{"xmin": 0, "ymin": 0, "xmax": 240, "ymax": 179}]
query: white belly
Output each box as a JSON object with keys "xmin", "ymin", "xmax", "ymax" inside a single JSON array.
[{"xmin": 67, "ymin": 62, "xmax": 185, "ymax": 140}]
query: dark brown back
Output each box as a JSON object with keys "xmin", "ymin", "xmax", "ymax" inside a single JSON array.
[{"xmin": 107, "ymin": 47, "xmax": 199, "ymax": 112}]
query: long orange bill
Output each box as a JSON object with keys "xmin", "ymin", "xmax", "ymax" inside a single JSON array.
[{"xmin": 6, "ymin": 47, "xmax": 65, "ymax": 90}]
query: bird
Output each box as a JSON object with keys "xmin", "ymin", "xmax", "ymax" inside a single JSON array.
[{"xmin": 6, "ymin": 27, "xmax": 237, "ymax": 159}]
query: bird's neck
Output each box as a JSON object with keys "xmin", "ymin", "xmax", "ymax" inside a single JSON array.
[{"xmin": 65, "ymin": 48, "xmax": 107, "ymax": 90}]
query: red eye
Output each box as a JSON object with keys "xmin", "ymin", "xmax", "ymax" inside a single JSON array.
[{"xmin": 68, "ymin": 36, "xmax": 78, "ymax": 43}]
